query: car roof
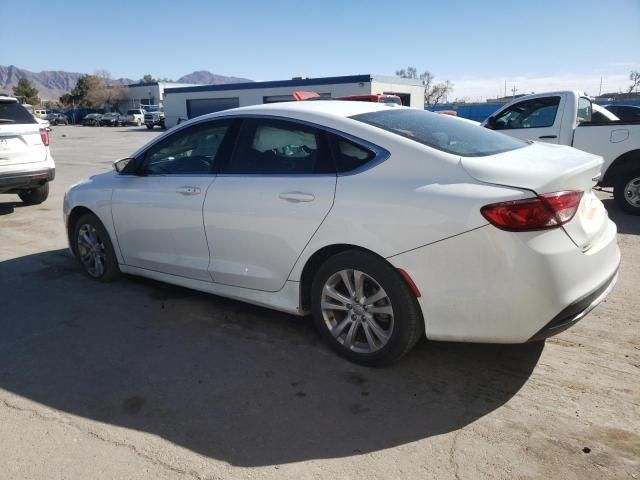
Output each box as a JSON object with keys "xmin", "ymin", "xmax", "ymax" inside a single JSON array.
[
  {"xmin": 208, "ymin": 100, "xmax": 397, "ymax": 121},
  {"xmin": 0, "ymin": 95, "xmax": 19, "ymax": 103}
]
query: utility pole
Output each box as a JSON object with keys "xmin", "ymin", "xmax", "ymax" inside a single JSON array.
[
  {"xmin": 511, "ymin": 85, "xmax": 518, "ymax": 99},
  {"xmin": 599, "ymin": 77, "xmax": 603, "ymax": 96},
  {"xmin": 504, "ymin": 80, "xmax": 507, "ymax": 98}
]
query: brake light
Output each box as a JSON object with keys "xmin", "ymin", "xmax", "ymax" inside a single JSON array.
[
  {"xmin": 40, "ymin": 128, "xmax": 49, "ymax": 146},
  {"xmin": 481, "ymin": 191, "xmax": 583, "ymax": 231}
]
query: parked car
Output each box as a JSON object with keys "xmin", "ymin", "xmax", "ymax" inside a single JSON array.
[
  {"xmin": 82, "ymin": 113, "xmax": 102, "ymax": 126},
  {"xmin": 604, "ymin": 104, "xmax": 640, "ymax": 122},
  {"xmin": 99, "ymin": 112, "xmax": 122, "ymax": 127},
  {"xmin": 483, "ymin": 91, "xmax": 640, "ymax": 214},
  {"xmin": 122, "ymin": 108, "xmax": 145, "ymax": 126},
  {"xmin": 143, "ymin": 105, "xmax": 165, "ymax": 129},
  {"xmin": 48, "ymin": 112, "xmax": 69, "ymax": 125},
  {"xmin": 64, "ymin": 101, "xmax": 619, "ymax": 365},
  {"xmin": 0, "ymin": 96, "xmax": 55, "ymax": 204}
]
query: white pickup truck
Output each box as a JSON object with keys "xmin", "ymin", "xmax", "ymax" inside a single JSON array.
[{"xmin": 483, "ymin": 90, "xmax": 640, "ymax": 214}]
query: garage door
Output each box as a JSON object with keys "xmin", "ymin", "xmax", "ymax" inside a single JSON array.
[{"xmin": 187, "ymin": 98, "xmax": 239, "ymax": 119}]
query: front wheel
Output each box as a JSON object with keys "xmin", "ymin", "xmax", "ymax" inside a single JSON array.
[
  {"xmin": 311, "ymin": 250, "xmax": 424, "ymax": 367},
  {"xmin": 72, "ymin": 213, "xmax": 121, "ymax": 281},
  {"xmin": 614, "ymin": 168, "xmax": 640, "ymax": 215},
  {"xmin": 18, "ymin": 183, "xmax": 49, "ymax": 204},
  {"xmin": 146, "ymin": 124, "xmax": 153, "ymax": 129}
]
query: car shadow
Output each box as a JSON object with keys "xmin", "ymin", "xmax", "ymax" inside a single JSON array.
[
  {"xmin": 0, "ymin": 249, "xmax": 544, "ymax": 467},
  {"xmin": 0, "ymin": 200, "xmax": 29, "ymax": 216},
  {"xmin": 602, "ymin": 199, "xmax": 640, "ymax": 235}
]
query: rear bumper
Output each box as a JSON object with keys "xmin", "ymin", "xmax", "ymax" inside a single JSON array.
[
  {"xmin": 388, "ymin": 220, "xmax": 620, "ymax": 343},
  {"xmin": 527, "ymin": 269, "xmax": 618, "ymax": 342},
  {"xmin": 0, "ymin": 168, "xmax": 55, "ymax": 193}
]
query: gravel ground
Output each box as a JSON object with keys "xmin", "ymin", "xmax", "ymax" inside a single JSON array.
[{"xmin": 0, "ymin": 125, "xmax": 638, "ymax": 480}]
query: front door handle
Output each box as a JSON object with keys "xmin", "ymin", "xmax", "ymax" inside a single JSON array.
[
  {"xmin": 176, "ymin": 186, "xmax": 201, "ymax": 195},
  {"xmin": 538, "ymin": 135, "xmax": 558, "ymax": 139},
  {"xmin": 278, "ymin": 192, "xmax": 315, "ymax": 203}
]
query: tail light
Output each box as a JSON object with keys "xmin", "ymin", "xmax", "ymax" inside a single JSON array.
[
  {"xmin": 40, "ymin": 128, "xmax": 49, "ymax": 146},
  {"xmin": 481, "ymin": 191, "xmax": 583, "ymax": 231}
]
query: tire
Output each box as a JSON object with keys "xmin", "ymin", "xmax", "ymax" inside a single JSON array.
[
  {"xmin": 311, "ymin": 250, "xmax": 424, "ymax": 367},
  {"xmin": 18, "ymin": 182, "xmax": 49, "ymax": 205},
  {"xmin": 613, "ymin": 168, "xmax": 640, "ymax": 215},
  {"xmin": 72, "ymin": 213, "xmax": 121, "ymax": 282},
  {"xmin": 146, "ymin": 124, "xmax": 153, "ymax": 129}
]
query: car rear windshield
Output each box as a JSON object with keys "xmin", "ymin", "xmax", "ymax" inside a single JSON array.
[
  {"xmin": 0, "ymin": 101, "xmax": 37, "ymax": 124},
  {"xmin": 350, "ymin": 109, "xmax": 526, "ymax": 157}
]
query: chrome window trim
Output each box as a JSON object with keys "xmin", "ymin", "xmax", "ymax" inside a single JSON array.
[{"xmin": 129, "ymin": 113, "xmax": 390, "ymax": 178}]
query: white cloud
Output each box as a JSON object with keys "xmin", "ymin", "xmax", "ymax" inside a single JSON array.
[{"xmin": 447, "ymin": 73, "xmax": 633, "ymax": 102}]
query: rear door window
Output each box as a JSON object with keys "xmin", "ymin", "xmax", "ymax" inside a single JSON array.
[
  {"xmin": 222, "ymin": 118, "xmax": 334, "ymax": 174},
  {"xmin": 0, "ymin": 101, "xmax": 37, "ymax": 124}
]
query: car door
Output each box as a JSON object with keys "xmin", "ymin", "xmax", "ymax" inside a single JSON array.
[
  {"xmin": 111, "ymin": 119, "xmax": 232, "ymax": 281},
  {"xmin": 203, "ymin": 117, "xmax": 337, "ymax": 291},
  {"xmin": 491, "ymin": 95, "xmax": 564, "ymax": 144}
]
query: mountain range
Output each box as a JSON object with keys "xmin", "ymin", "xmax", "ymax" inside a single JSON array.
[{"xmin": 0, "ymin": 65, "xmax": 253, "ymax": 101}]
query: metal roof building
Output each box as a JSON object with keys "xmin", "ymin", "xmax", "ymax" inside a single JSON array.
[{"xmin": 162, "ymin": 74, "xmax": 426, "ymax": 127}]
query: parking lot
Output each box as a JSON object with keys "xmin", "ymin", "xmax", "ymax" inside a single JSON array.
[{"xmin": 0, "ymin": 125, "xmax": 638, "ymax": 479}]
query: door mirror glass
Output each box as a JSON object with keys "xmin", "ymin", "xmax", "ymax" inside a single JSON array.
[
  {"xmin": 114, "ymin": 157, "xmax": 134, "ymax": 173},
  {"xmin": 486, "ymin": 116, "xmax": 497, "ymax": 129}
]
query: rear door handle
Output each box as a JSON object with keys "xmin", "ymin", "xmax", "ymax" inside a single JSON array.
[
  {"xmin": 176, "ymin": 186, "xmax": 201, "ymax": 195},
  {"xmin": 278, "ymin": 192, "xmax": 315, "ymax": 203},
  {"xmin": 538, "ymin": 135, "xmax": 558, "ymax": 139}
]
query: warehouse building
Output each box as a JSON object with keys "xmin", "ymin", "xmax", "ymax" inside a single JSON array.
[
  {"xmin": 162, "ymin": 74, "xmax": 426, "ymax": 127},
  {"xmin": 119, "ymin": 81, "xmax": 199, "ymax": 111}
]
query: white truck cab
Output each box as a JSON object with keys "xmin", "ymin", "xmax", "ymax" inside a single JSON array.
[{"xmin": 483, "ymin": 91, "xmax": 640, "ymax": 214}]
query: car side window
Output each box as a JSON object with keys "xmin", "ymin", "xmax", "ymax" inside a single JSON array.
[
  {"xmin": 494, "ymin": 96, "xmax": 561, "ymax": 130},
  {"xmin": 576, "ymin": 97, "xmax": 592, "ymax": 124},
  {"xmin": 329, "ymin": 134, "xmax": 376, "ymax": 173},
  {"xmin": 222, "ymin": 118, "xmax": 334, "ymax": 174},
  {"xmin": 139, "ymin": 121, "xmax": 230, "ymax": 175}
]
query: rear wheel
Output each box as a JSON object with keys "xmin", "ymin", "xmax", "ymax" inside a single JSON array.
[
  {"xmin": 72, "ymin": 213, "xmax": 121, "ymax": 281},
  {"xmin": 311, "ymin": 250, "xmax": 424, "ymax": 367},
  {"xmin": 614, "ymin": 168, "xmax": 640, "ymax": 215},
  {"xmin": 18, "ymin": 183, "xmax": 49, "ymax": 204}
]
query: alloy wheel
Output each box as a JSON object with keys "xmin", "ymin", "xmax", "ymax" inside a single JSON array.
[
  {"xmin": 320, "ymin": 269, "xmax": 394, "ymax": 353},
  {"xmin": 77, "ymin": 223, "xmax": 107, "ymax": 278}
]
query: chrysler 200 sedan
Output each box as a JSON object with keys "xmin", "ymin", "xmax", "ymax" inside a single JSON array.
[{"xmin": 63, "ymin": 101, "xmax": 620, "ymax": 365}]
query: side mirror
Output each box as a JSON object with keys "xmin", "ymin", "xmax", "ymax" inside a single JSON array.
[
  {"xmin": 486, "ymin": 116, "xmax": 497, "ymax": 129},
  {"xmin": 113, "ymin": 157, "xmax": 134, "ymax": 173}
]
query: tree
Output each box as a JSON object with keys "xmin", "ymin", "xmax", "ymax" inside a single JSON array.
[
  {"xmin": 629, "ymin": 71, "xmax": 640, "ymax": 94},
  {"xmin": 59, "ymin": 73, "xmax": 123, "ymax": 109},
  {"xmin": 139, "ymin": 74, "xmax": 173, "ymax": 83},
  {"xmin": 12, "ymin": 78, "xmax": 40, "ymax": 105},
  {"xmin": 395, "ymin": 66, "xmax": 454, "ymax": 106}
]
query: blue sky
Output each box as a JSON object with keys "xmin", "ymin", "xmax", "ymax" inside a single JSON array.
[{"xmin": 2, "ymin": 0, "xmax": 639, "ymax": 100}]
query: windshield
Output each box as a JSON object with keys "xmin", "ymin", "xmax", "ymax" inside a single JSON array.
[
  {"xmin": 380, "ymin": 96, "xmax": 402, "ymax": 105},
  {"xmin": 127, "ymin": 109, "xmax": 139, "ymax": 115},
  {"xmin": 144, "ymin": 106, "xmax": 160, "ymax": 112},
  {"xmin": 350, "ymin": 109, "xmax": 526, "ymax": 157}
]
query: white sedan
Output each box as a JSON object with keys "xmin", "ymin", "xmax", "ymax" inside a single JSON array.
[{"xmin": 63, "ymin": 101, "xmax": 620, "ymax": 365}]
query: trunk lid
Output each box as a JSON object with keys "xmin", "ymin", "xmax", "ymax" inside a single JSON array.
[{"xmin": 462, "ymin": 142, "xmax": 608, "ymax": 250}]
